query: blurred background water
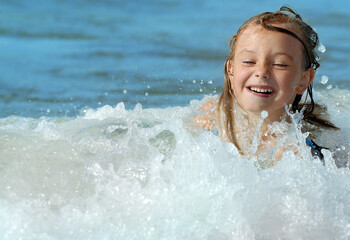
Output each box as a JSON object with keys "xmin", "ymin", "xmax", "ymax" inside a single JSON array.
[{"xmin": 0, "ymin": 0, "xmax": 349, "ymax": 117}]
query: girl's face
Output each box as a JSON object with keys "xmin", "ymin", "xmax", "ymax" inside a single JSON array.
[{"xmin": 228, "ymin": 25, "xmax": 314, "ymax": 121}]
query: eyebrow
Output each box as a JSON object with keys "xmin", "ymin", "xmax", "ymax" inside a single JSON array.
[
  {"xmin": 272, "ymin": 52, "xmax": 294, "ymax": 60},
  {"xmin": 238, "ymin": 49, "xmax": 255, "ymax": 55}
]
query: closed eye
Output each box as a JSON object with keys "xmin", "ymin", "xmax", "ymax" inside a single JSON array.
[
  {"xmin": 273, "ymin": 63, "xmax": 288, "ymax": 68},
  {"xmin": 242, "ymin": 60, "xmax": 255, "ymax": 65}
]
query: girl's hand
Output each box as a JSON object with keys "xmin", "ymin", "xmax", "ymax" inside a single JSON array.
[{"xmin": 193, "ymin": 101, "xmax": 216, "ymax": 130}]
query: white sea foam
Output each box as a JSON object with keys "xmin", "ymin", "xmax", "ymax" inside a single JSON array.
[{"xmin": 0, "ymin": 91, "xmax": 349, "ymax": 239}]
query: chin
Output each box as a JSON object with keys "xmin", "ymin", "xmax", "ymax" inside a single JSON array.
[{"xmin": 243, "ymin": 105, "xmax": 269, "ymax": 113}]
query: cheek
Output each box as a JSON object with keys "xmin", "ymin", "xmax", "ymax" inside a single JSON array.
[
  {"xmin": 278, "ymin": 72, "xmax": 300, "ymax": 90},
  {"xmin": 231, "ymin": 76, "xmax": 244, "ymax": 93},
  {"xmin": 231, "ymin": 67, "xmax": 249, "ymax": 90}
]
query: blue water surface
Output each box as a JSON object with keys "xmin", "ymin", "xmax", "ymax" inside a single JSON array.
[{"xmin": 1, "ymin": 0, "xmax": 349, "ymax": 117}]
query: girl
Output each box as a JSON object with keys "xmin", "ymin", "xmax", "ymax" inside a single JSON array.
[{"xmin": 195, "ymin": 6, "xmax": 339, "ymax": 165}]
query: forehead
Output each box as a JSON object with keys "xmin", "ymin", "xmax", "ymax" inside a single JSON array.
[{"xmin": 235, "ymin": 25, "xmax": 304, "ymax": 56}]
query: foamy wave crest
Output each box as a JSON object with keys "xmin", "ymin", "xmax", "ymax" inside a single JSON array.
[{"xmin": 0, "ymin": 99, "xmax": 349, "ymax": 239}]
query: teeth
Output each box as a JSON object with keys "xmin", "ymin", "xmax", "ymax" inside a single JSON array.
[{"xmin": 250, "ymin": 87, "xmax": 273, "ymax": 93}]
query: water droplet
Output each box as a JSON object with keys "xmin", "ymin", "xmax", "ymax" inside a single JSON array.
[
  {"xmin": 318, "ymin": 44, "xmax": 326, "ymax": 53},
  {"xmin": 261, "ymin": 110, "xmax": 268, "ymax": 119},
  {"xmin": 147, "ymin": 85, "xmax": 150, "ymax": 89},
  {"xmin": 199, "ymin": 88, "xmax": 203, "ymax": 93},
  {"xmin": 326, "ymin": 84, "xmax": 333, "ymax": 90},
  {"xmin": 208, "ymin": 80, "xmax": 213, "ymax": 84},
  {"xmin": 123, "ymin": 90, "xmax": 127, "ymax": 94},
  {"xmin": 145, "ymin": 92, "xmax": 149, "ymax": 96},
  {"xmin": 320, "ymin": 75, "xmax": 328, "ymax": 84},
  {"xmin": 192, "ymin": 80, "xmax": 196, "ymax": 84},
  {"xmin": 46, "ymin": 109, "xmax": 51, "ymax": 113}
]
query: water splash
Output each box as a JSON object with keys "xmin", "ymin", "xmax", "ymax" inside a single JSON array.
[
  {"xmin": 0, "ymin": 97, "xmax": 349, "ymax": 239},
  {"xmin": 251, "ymin": 110, "xmax": 268, "ymax": 155},
  {"xmin": 318, "ymin": 43, "xmax": 326, "ymax": 53},
  {"xmin": 320, "ymin": 75, "xmax": 329, "ymax": 84}
]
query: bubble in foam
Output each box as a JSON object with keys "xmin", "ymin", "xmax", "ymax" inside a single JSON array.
[
  {"xmin": 320, "ymin": 75, "xmax": 329, "ymax": 84},
  {"xmin": 261, "ymin": 110, "xmax": 268, "ymax": 119},
  {"xmin": 318, "ymin": 43, "xmax": 326, "ymax": 53}
]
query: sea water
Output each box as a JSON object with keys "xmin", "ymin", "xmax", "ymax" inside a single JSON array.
[
  {"xmin": 1, "ymin": 0, "xmax": 350, "ymax": 239},
  {"xmin": 1, "ymin": 0, "xmax": 350, "ymax": 117}
]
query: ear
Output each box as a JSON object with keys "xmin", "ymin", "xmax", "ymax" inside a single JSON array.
[
  {"xmin": 226, "ymin": 60, "xmax": 234, "ymax": 89},
  {"xmin": 226, "ymin": 59, "xmax": 233, "ymax": 74},
  {"xmin": 296, "ymin": 68, "xmax": 315, "ymax": 94}
]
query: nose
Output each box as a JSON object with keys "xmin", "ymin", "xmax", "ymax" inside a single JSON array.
[{"xmin": 255, "ymin": 64, "xmax": 270, "ymax": 79}]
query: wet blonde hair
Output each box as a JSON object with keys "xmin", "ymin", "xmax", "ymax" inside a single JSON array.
[{"xmin": 217, "ymin": 6, "xmax": 338, "ymax": 149}]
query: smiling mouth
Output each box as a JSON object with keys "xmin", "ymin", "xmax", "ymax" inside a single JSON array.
[{"xmin": 248, "ymin": 87, "xmax": 274, "ymax": 95}]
